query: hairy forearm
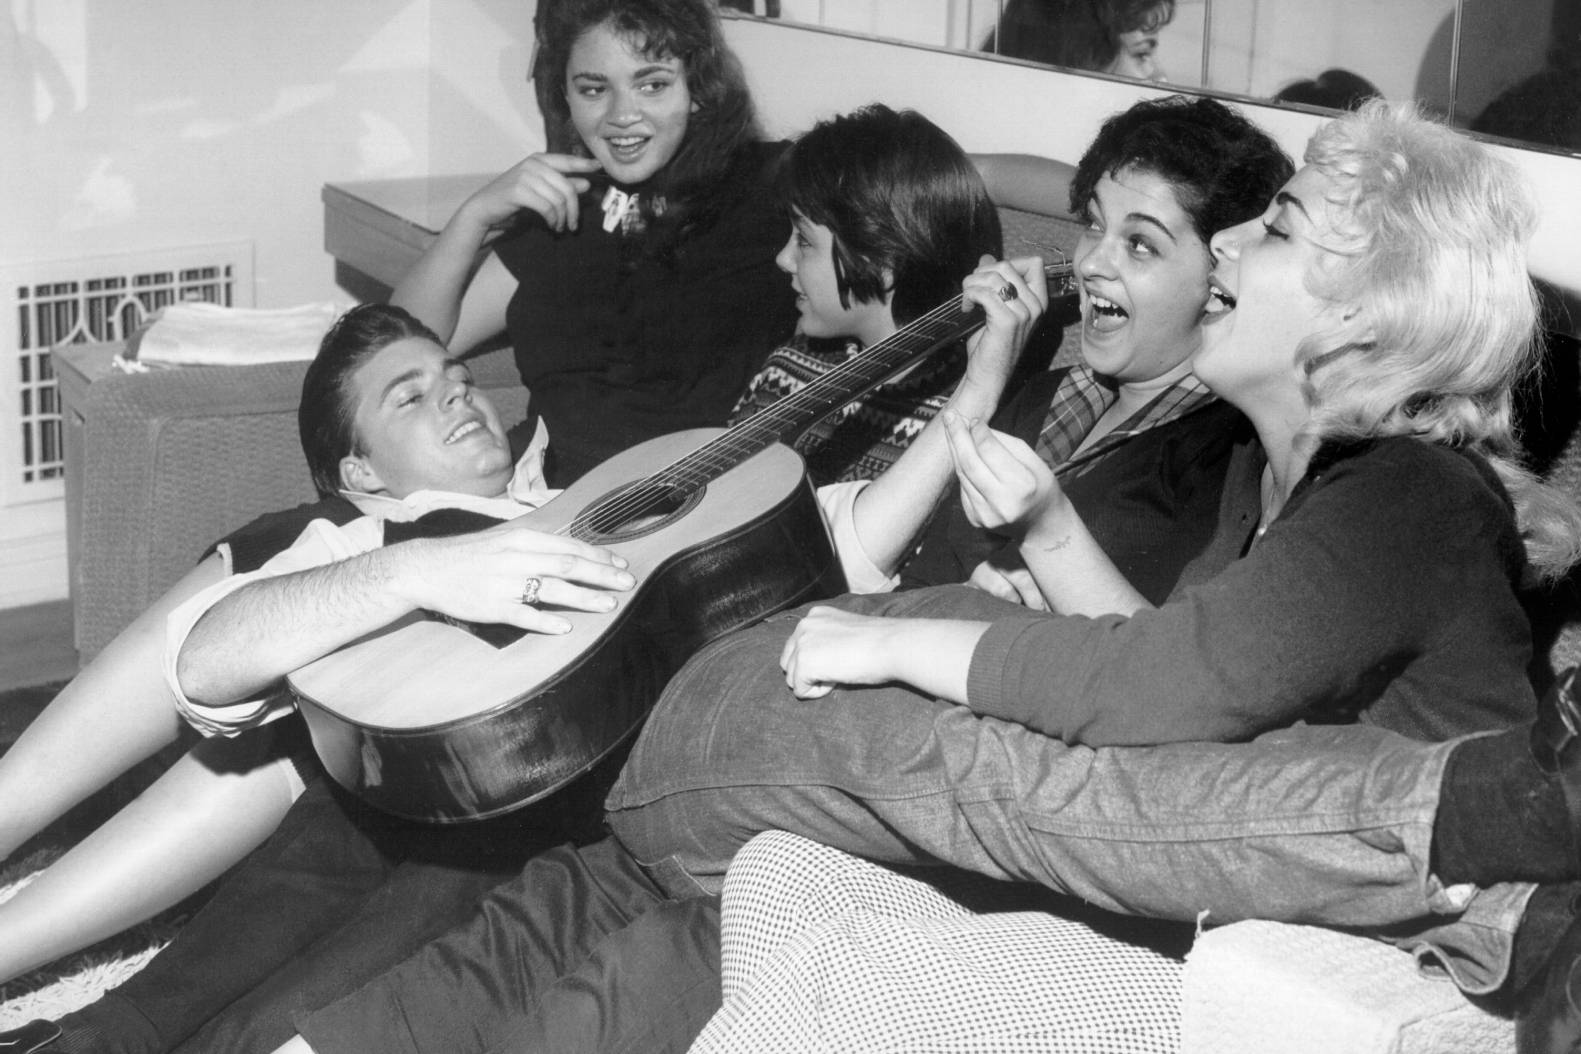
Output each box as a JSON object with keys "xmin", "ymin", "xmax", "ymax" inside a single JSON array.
[{"xmin": 177, "ymin": 546, "xmax": 422, "ymax": 707}]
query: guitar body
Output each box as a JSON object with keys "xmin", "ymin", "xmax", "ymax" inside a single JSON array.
[{"xmin": 288, "ymin": 431, "xmax": 846, "ymax": 823}]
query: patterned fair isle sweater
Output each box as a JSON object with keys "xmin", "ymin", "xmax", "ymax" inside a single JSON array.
[{"xmin": 728, "ymin": 333, "xmax": 965, "ymax": 486}]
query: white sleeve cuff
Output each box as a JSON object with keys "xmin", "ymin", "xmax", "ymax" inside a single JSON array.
[
  {"xmin": 817, "ymin": 480, "xmax": 899, "ymax": 595},
  {"xmin": 163, "ymin": 516, "xmax": 384, "ymax": 737},
  {"xmin": 163, "ymin": 569, "xmax": 293, "ymax": 736}
]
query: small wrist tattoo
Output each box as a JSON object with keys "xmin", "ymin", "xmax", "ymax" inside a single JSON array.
[{"xmin": 1029, "ymin": 534, "xmax": 1072, "ymax": 553}]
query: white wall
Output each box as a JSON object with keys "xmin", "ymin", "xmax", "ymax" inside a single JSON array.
[
  {"xmin": 426, "ymin": 0, "xmax": 544, "ymax": 176},
  {"xmin": 1, "ymin": 0, "xmax": 540, "ymax": 310}
]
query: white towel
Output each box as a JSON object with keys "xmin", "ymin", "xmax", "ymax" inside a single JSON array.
[
  {"xmin": 1181, "ymin": 920, "xmax": 1512, "ymax": 1054},
  {"xmin": 127, "ymin": 301, "xmax": 347, "ymax": 368}
]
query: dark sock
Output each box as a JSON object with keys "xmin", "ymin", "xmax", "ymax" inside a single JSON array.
[
  {"xmin": 1512, "ymin": 882, "xmax": 1581, "ymax": 994},
  {"xmin": 1432, "ymin": 726, "xmax": 1575, "ymax": 887}
]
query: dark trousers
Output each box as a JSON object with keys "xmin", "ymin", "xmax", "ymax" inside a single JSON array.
[
  {"xmin": 295, "ymin": 835, "xmax": 722, "ymax": 1054},
  {"xmin": 60, "ymin": 766, "xmax": 606, "ymax": 1054}
]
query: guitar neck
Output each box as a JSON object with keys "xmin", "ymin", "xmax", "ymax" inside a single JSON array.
[
  {"xmin": 569, "ymin": 258, "xmax": 1076, "ymax": 538},
  {"xmin": 675, "ymin": 259, "xmax": 1076, "ymax": 486}
]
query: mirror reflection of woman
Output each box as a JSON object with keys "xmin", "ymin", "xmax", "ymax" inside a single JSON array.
[{"xmin": 985, "ymin": 0, "xmax": 1175, "ymax": 82}]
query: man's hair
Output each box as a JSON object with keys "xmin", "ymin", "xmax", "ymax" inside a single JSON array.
[
  {"xmin": 778, "ymin": 104, "xmax": 1002, "ymax": 327},
  {"xmin": 299, "ymin": 304, "xmax": 443, "ymax": 497},
  {"xmin": 535, "ymin": 0, "xmax": 760, "ymax": 244},
  {"xmin": 1070, "ymin": 94, "xmax": 1295, "ymax": 251}
]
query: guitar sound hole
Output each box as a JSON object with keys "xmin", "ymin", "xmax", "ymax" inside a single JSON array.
[
  {"xmin": 420, "ymin": 483, "xmax": 704, "ymax": 648},
  {"xmin": 582, "ymin": 483, "xmax": 703, "ymax": 543}
]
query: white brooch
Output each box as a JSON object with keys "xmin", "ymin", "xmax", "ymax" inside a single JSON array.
[{"xmin": 601, "ymin": 186, "xmax": 641, "ymax": 233}]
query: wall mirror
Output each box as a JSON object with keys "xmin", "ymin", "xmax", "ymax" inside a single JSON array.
[{"xmin": 720, "ymin": 0, "xmax": 1581, "ymax": 156}]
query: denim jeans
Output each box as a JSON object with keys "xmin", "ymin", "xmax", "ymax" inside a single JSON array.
[{"xmin": 604, "ymin": 611, "xmax": 1530, "ymax": 995}]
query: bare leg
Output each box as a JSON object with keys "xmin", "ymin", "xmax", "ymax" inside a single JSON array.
[
  {"xmin": 0, "ymin": 725, "xmax": 302, "ymax": 983},
  {"xmin": 0, "ymin": 556, "xmax": 225, "ymax": 859}
]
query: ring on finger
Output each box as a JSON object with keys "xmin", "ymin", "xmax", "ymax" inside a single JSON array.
[
  {"xmin": 520, "ymin": 576, "xmax": 543, "ymax": 606},
  {"xmin": 996, "ymin": 284, "xmax": 1018, "ymax": 303}
]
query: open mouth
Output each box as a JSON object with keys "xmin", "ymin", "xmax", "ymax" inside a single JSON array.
[
  {"xmin": 1085, "ymin": 292, "xmax": 1130, "ymax": 333},
  {"xmin": 1204, "ymin": 281, "xmax": 1238, "ymax": 319},
  {"xmin": 604, "ymin": 135, "xmax": 649, "ymax": 163},
  {"xmin": 445, "ymin": 419, "xmax": 485, "ymax": 445}
]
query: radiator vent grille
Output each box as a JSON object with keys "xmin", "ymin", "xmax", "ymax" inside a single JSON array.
[{"xmin": 1, "ymin": 243, "xmax": 254, "ymax": 507}]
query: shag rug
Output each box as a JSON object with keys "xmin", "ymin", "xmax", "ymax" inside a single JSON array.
[
  {"xmin": 0, "ymin": 848, "xmax": 178, "ymax": 1029},
  {"xmin": 0, "ymin": 679, "xmax": 194, "ymax": 1029}
]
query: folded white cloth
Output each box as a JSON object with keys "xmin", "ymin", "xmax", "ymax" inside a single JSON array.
[
  {"xmin": 1181, "ymin": 920, "xmax": 1511, "ymax": 1054},
  {"xmin": 128, "ymin": 301, "xmax": 348, "ymax": 367}
]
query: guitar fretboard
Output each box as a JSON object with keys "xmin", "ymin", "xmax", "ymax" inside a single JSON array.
[{"xmin": 571, "ymin": 259, "xmax": 1076, "ymax": 540}]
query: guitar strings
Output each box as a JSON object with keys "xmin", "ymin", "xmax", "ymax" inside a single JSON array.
[
  {"xmin": 563, "ymin": 305, "xmax": 968, "ymax": 539},
  {"xmin": 561, "ymin": 259, "xmax": 1075, "ymax": 540},
  {"xmin": 561, "ymin": 307, "xmax": 967, "ymax": 538}
]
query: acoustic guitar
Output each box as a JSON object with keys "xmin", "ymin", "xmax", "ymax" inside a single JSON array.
[{"xmin": 288, "ymin": 260, "xmax": 1077, "ymax": 822}]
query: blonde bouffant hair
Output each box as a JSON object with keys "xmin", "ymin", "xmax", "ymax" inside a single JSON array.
[{"xmin": 1295, "ymin": 101, "xmax": 1581, "ymax": 580}]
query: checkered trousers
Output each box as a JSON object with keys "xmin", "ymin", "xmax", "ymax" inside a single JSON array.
[{"xmin": 690, "ymin": 831, "xmax": 1183, "ymax": 1053}]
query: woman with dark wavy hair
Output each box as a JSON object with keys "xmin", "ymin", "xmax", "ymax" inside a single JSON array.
[{"xmin": 395, "ymin": 0, "xmax": 798, "ymax": 486}]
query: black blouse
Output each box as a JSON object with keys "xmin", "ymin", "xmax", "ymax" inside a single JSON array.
[{"xmin": 493, "ymin": 141, "xmax": 799, "ymax": 486}]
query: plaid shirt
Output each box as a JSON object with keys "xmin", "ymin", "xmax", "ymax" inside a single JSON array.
[{"xmin": 1036, "ymin": 364, "xmax": 1217, "ymax": 479}]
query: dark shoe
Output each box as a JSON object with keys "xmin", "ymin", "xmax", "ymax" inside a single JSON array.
[
  {"xmin": 0, "ymin": 1020, "xmax": 61, "ymax": 1053},
  {"xmin": 1517, "ymin": 906, "xmax": 1581, "ymax": 1054},
  {"xmin": 1533, "ymin": 666, "xmax": 1581, "ymax": 872},
  {"xmin": 1435, "ymin": 670, "xmax": 1581, "ymax": 888}
]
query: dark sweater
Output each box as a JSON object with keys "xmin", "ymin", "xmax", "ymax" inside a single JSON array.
[{"xmin": 957, "ymin": 436, "xmax": 1533, "ymax": 744}]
